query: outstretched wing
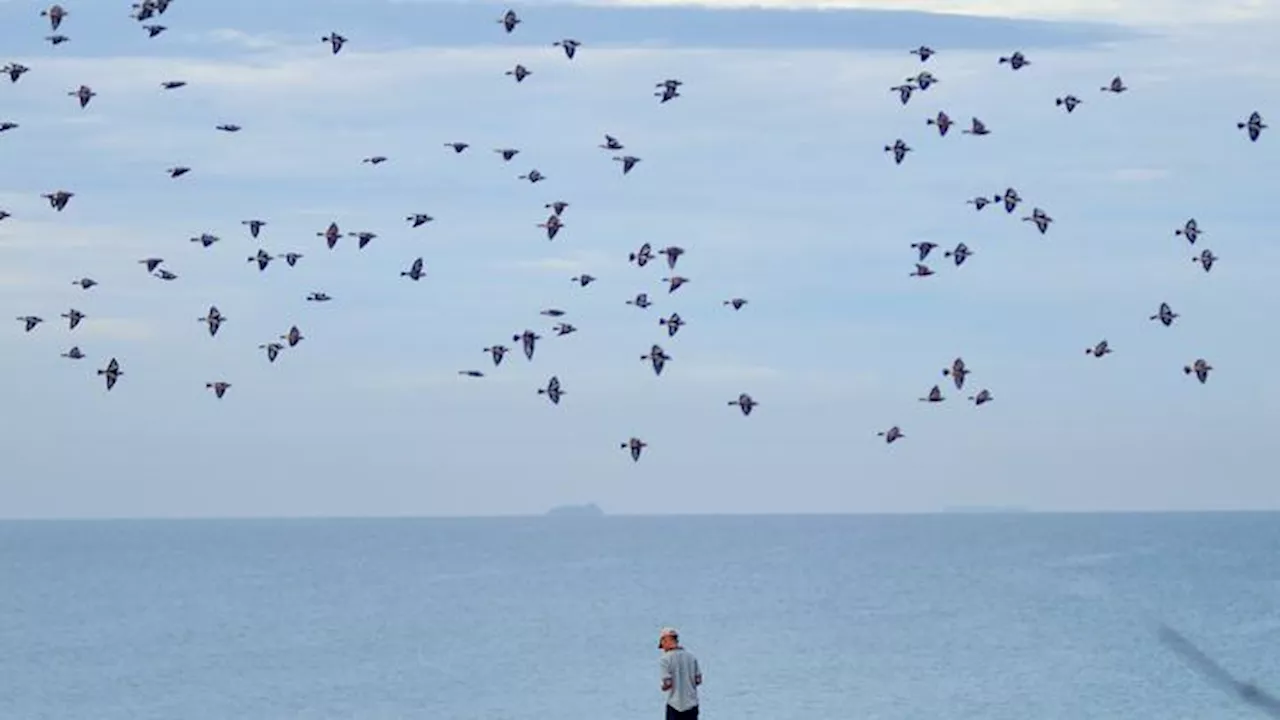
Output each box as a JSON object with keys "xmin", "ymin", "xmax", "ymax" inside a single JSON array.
[{"xmin": 1158, "ymin": 624, "xmax": 1280, "ymax": 718}]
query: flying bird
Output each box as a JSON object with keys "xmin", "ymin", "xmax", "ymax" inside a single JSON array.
[
  {"xmin": 506, "ymin": 64, "xmax": 531, "ymax": 82},
  {"xmin": 281, "ymin": 325, "xmax": 303, "ymax": 348},
  {"xmin": 1175, "ymin": 218, "xmax": 1202, "ymax": 244},
  {"xmin": 998, "ymin": 51, "xmax": 1030, "ymax": 69},
  {"xmin": 538, "ymin": 376, "xmax": 564, "ymax": 405},
  {"xmin": 942, "ymin": 358, "xmax": 970, "ymax": 390},
  {"xmin": 642, "ymin": 345, "xmax": 670, "ymax": 376},
  {"xmin": 259, "ymin": 342, "xmax": 284, "ymax": 363},
  {"xmin": 43, "ymin": 190, "xmax": 73, "ymax": 211},
  {"xmin": 1100, "ymin": 76, "xmax": 1127, "ymax": 93},
  {"xmin": 1238, "ymin": 111, "xmax": 1266, "ymax": 142},
  {"xmin": 1150, "ymin": 302, "xmax": 1178, "ymax": 326},
  {"xmin": 498, "ymin": 9, "xmax": 520, "ymax": 32},
  {"xmin": 61, "ymin": 308, "xmax": 85, "ymax": 330},
  {"xmin": 944, "ymin": 243, "xmax": 972, "ymax": 266},
  {"xmin": 729, "ymin": 393, "xmax": 757, "ymax": 416},
  {"xmin": 996, "ymin": 187, "xmax": 1022, "ymax": 213},
  {"xmin": 97, "ymin": 358, "xmax": 122, "ymax": 390},
  {"xmin": 629, "ymin": 242, "xmax": 654, "ymax": 267},
  {"xmin": 513, "ymin": 330, "xmax": 540, "ymax": 360},
  {"xmin": 613, "ymin": 155, "xmax": 641, "ymax": 174},
  {"xmin": 206, "ymin": 382, "xmax": 231, "ymax": 399},
  {"xmin": 3, "ymin": 64, "xmax": 29, "ymax": 82},
  {"xmin": 68, "ymin": 85, "xmax": 95, "ymax": 108},
  {"xmin": 1183, "ymin": 359, "xmax": 1213, "ymax": 384},
  {"xmin": 16, "ymin": 315, "xmax": 43, "ymax": 332},
  {"xmin": 908, "ymin": 71, "xmax": 937, "ymax": 90},
  {"xmin": 926, "ymin": 111, "xmax": 952, "ymax": 136},
  {"xmin": 878, "ymin": 426, "xmax": 904, "ymax": 443},
  {"xmin": 1023, "ymin": 208, "xmax": 1053, "ymax": 234},
  {"xmin": 554, "ymin": 39, "xmax": 580, "ymax": 59},
  {"xmin": 658, "ymin": 312, "xmax": 685, "ymax": 337},
  {"xmin": 658, "ymin": 246, "xmax": 684, "ymax": 269},
  {"xmin": 242, "ymin": 219, "xmax": 267, "ymax": 238},
  {"xmin": 484, "ymin": 345, "xmax": 509, "ymax": 366},
  {"xmin": 401, "ymin": 257, "xmax": 426, "ymax": 281},
  {"xmin": 1195, "ymin": 249, "xmax": 1217, "ymax": 272},
  {"xmin": 885, "ymin": 139, "xmax": 911, "ymax": 164},
  {"xmin": 538, "ymin": 214, "xmax": 563, "ymax": 240},
  {"xmin": 318, "ymin": 222, "xmax": 341, "ymax": 248},
  {"xmin": 247, "ymin": 248, "xmax": 274, "ymax": 271},
  {"xmin": 322, "ymin": 33, "xmax": 346, "ymax": 54},
  {"xmin": 621, "ymin": 437, "xmax": 647, "ymax": 462},
  {"xmin": 41, "ymin": 4, "xmax": 68, "ymax": 31},
  {"xmin": 199, "ymin": 306, "xmax": 225, "ymax": 337}
]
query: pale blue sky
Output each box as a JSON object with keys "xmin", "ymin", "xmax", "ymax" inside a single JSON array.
[{"xmin": 1, "ymin": 0, "xmax": 1277, "ymax": 518}]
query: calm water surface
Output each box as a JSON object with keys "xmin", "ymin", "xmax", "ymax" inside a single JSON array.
[{"xmin": 2, "ymin": 513, "xmax": 1279, "ymax": 719}]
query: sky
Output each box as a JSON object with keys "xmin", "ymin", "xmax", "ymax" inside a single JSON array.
[{"xmin": 0, "ymin": 0, "xmax": 1277, "ymax": 519}]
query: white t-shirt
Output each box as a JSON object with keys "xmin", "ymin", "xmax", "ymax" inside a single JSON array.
[{"xmin": 660, "ymin": 648, "xmax": 701, "ymax": 711}]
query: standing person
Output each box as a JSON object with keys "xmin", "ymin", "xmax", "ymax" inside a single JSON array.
[{"xmin": 658, "ymin": 627, "xmax": 702, "ymax": 719}]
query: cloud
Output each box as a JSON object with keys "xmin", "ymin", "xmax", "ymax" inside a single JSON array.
[
  {"xmin": 677, "ymin": 362, "xmax": 783, "ymax": 383},
  {"xmin": 1111, "ymin": 168, "xmax": 1170, "ymax": 183},
  {"xmin": 513, "ymin": 257, "xmax": 593, "ymax": 273},
  {"xmin": 547, "ymin": 0, "xmax": 1280, "ymax": 25},
  {"xmin": 196, "ymin": 28, "xmax": 289, "ymax": 51},
  {"xmin": 78, "ymin": 317, "xmax": 155, "ymax": 341}
]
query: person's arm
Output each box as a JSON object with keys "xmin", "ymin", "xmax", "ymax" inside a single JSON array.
[
  {"xmin": 660, "ymin": 654, "xmax": 673, "ymax": 692},
  {"xmin": 694, "ymin": 657, "xmax": 702, "ymax": 686}
]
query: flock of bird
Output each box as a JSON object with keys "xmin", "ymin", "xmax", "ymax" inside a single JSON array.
[
  {"xmin": 872, "ymin": 43, "xmax": 1265, "ymax": 445},
  {"xmin": 2, "ymin": 1, "xmax": 754, "ymax": 464},
  {"xmin": 6, "ymin": 4, "xmax": 1280, "ymax": 710},
  {"xmin": 1, "ymin": 3, "xmax": 1270, "ymax": 459}
]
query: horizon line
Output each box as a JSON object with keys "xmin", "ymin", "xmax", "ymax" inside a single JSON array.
[{"xmin": 3, "ymin": 508, "xmax": 1279, "ymax": 522}]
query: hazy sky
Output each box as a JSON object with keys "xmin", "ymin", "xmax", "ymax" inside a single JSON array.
[{"xmin": 1, "ymin": 0, "xmax": 1277, "ymax": 519}]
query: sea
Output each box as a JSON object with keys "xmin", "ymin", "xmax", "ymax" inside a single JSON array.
[{"xmin": 3, "ymin": 512, "xmax": 1279, "ymax": 719}]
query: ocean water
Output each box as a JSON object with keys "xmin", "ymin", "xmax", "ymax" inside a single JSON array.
[{"xmin": 2, "ymin": 513, "xmax": 1279, "ymax": 719}]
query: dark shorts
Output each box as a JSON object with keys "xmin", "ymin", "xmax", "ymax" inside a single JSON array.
[{"xmin": 666, "ymin": 705, "xmax": 698, "ymax": 720}]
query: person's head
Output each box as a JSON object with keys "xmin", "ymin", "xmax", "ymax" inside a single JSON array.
[{"xmin": 658, "ymin": 627, "xmax": 679, "ymax": 650}]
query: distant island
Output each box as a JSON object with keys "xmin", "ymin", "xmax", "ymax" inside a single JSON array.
[
  {"xmin": 942, "ymin": 505, "xmax": 1031, "ymax": 514},
  {"xmin": 545, "ymin": 503, "xmax": 605, "ymax": 517}
]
